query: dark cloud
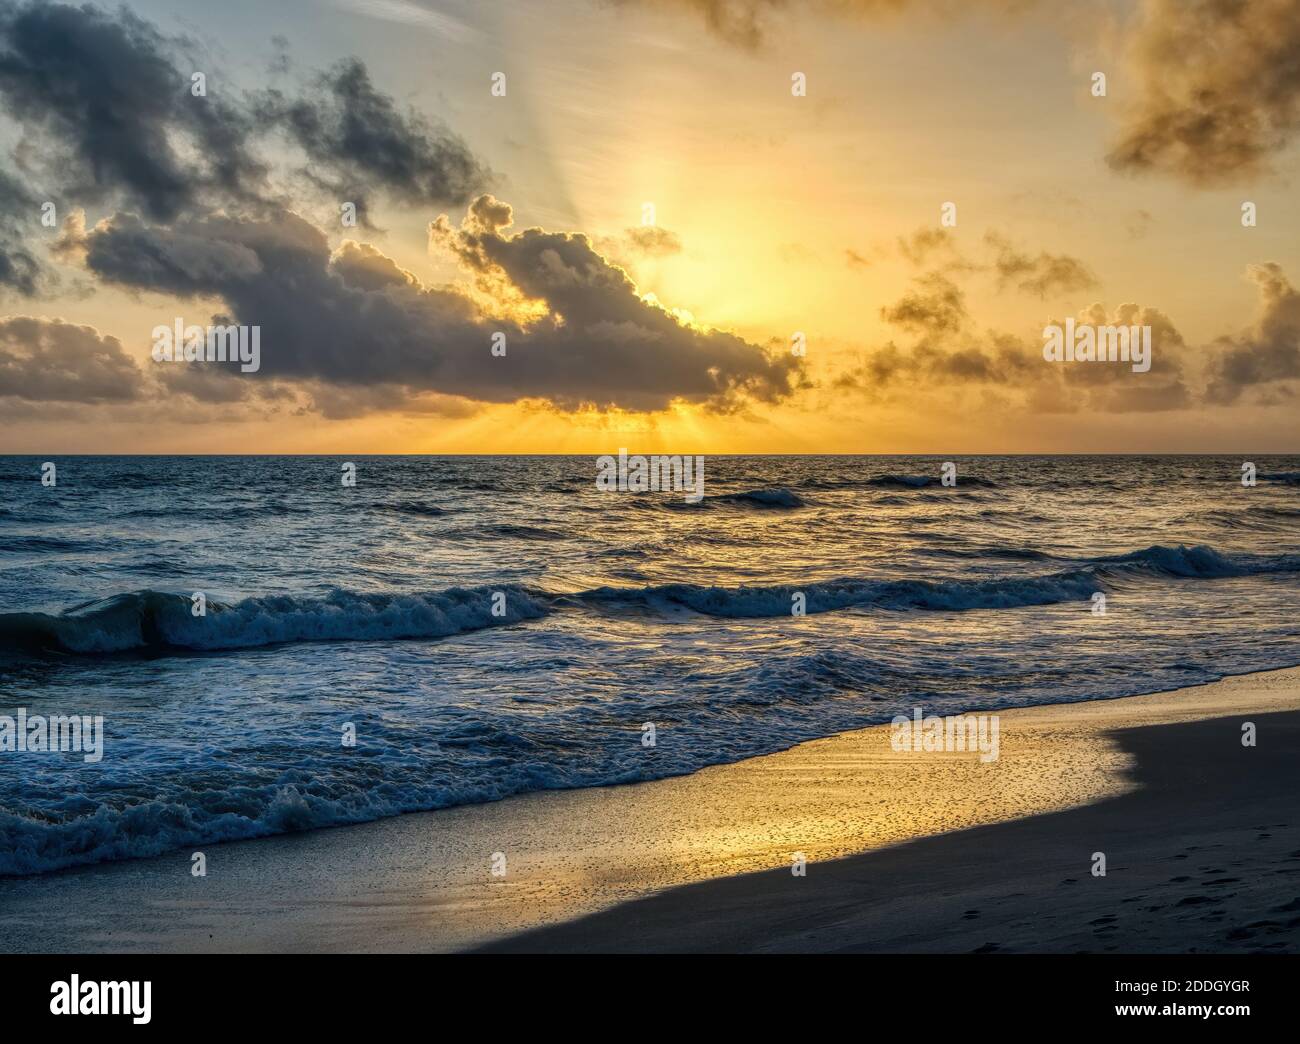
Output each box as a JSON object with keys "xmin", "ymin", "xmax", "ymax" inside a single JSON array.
[
  {"xmin": 0, "ymin": 0, "xmax": 265, "ymax": 222},
  {"xmin": 331, "ymin": 240, "xmax": 419, "ymax": 292},
  {"xmin": 253, "ymin": 59, "xmax": 490, "ymax": 225},
  {"xmin": 156, "ymin": 362, "xmax": 255, "ymax": 405},
  {"xmin": 301, "ymin": 383, "xmax": 482, "ymax": 421},
  {"xmin": 430, "ymin": 198, "xmax": 799, "ymax": 409},
  {"xmin": 0, "ymin": 1, "xmax": 489, "ymax": 239},
  {"xmin": 0, "ymin": 169, "xmax": 44, "ymax": 295},
  {"xmin": 1204, "ymin": 263, "xmax": 1300, "ymax": 404},
  {"xmin": 0, "ymin": 2, "xmax": 778, "ymax": 419},
  {"xmin": 0, "ymin": 315, "xmax": 144, "ymax": 402},
  {"xmin": 80, "ymin": 211, "xmax": 265, "ymax": 294},
  {"xmin": 75, "ymin": 196, "xmax": 798, "ymax": 413},
  {"xmin": 1106, "ymin": 0, "xmax": 1300, "ymax": 186}
]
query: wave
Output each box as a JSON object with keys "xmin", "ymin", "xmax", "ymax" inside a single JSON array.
[
  {"xmin": 580, "ymin": 544, "xmax": 1299, "ymax": 618},
  {"xmin": 664, "ymin": 487, "xmax": 807, "ymax": 510},
  {"xmin": 1090, "ymin": 543, "xmax": 1298, "ymax": 579},
  {"xmin": 4, "ymin": 545, "xmax": 1291, "ymax": 656},
  {"xmin": 865, "ymin": 474, "xmax": 999, "ymax": 489},
  {"xmin": 0, "ymin": 585, "xmax": 550, "ymax": 654},
  {"xmin": 121, "ymin": 501, "xmax": 310, "ymax": 519},
  {"xmin": 0, "ymin": 782, "xmax": 474, "ymax": 877},
  {"xmin": 367, "ymin": 500, "xmax": 446, "ymax": 517},
  {"xmin": 1176, "ymin": 505, "xmax": 1300, "ymax": 531},
  {"xmin": 917, "ymin": 545, "xmax": 1054, "ymax": 561},
  {"xmin": 440, "ymin": 523, "xmax": 568, "ymax": 541},
  {"xmin": 579, "ymin": 571, "xmax": 1099, "ymax": 617},
  {"xmin": 0, "ymin": 535, "xmax": 98, "ymax": 554}
]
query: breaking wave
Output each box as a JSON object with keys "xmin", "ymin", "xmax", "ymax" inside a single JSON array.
[
  {"xmin": 4, "ymin": 544, "xmax": 1285, "ymax": 657},
  {"xmin": 664, "ymin": 487, "xmax": 807, "ymax": 509},
  {"xmin": 0, "ymin": 585, "xmax": 550, "ymax": 654}
]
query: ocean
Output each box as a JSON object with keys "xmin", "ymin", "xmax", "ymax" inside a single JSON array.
[{"xmin": 1, "ymin": 454, "xmax": 1297, "ymax": 876}]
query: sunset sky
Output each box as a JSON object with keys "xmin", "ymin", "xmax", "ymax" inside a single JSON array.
[{"xmin": 1, "ymin": 0, "xmax": 1298, "ymax": 452}]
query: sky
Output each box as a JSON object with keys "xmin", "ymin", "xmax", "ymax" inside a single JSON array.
[{"xmin": 1, "ymin": 0, "xmax": 1298, "ymax": 453}]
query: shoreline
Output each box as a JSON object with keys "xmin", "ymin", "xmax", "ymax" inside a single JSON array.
[
  {"xmin": 3, "ymin": 666, "xmax": 1299, "ymax": 953},
  {"xmin": 483, "ymin": 714, "xmax": 1300, "ymax": 954}
]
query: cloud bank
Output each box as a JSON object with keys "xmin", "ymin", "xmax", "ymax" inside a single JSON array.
[{"xmin": 67, "ymin": 196, "xmax": 797, "ymax": 412}]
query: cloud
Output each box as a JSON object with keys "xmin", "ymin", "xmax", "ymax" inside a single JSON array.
[
  {"xmin": 1204, "ymin": 263, "xmax": 1300, "ymax": 404},
  {"xmin": 1057, "ymin": 301, "xmax": 1191, "ymax": 412},
  {"xmin": 897, "ymin": 227, "xmax": 962, "ymax": 268},
  {"xmin": 0, "ymin": 1, "xmax": 489, "ymax": 237},
  {"xmin": 0, "ymin": 315, "xmax": 144, "ymax": 402},
  {"xmin": 0, "ymin": 170, "xmax": 44, "ymax": 295},
  {"xmin": 620, "ymin": 0, "xmax": 1300, "ymax": 187},
  {"xmin": 621, "ymin": 225, "xmax": 683, "ymax": 257},
  {"xmin": 74, "ymin": 196, "xmax": 797, "ymax": 413},
  {"xmin": 0, "ymin": 0, "xmax": 266, "ymax": 222},
  {"xmin": 592, "ymin": 225, "xmax": 684, "ymax": 268},
  {"xmin": 985, "ymin": 232, "xmax": 1097, "ymax": 297},
  {"xmin": 0, "ymin": 2, "xmax": 784, "ymax": 420},
  {"xmin": 331, "ymin": 240, "xmax": 420, "ymax": 291},
  {"xmin": 610, "ymin": 0, "xmax": 1032, "ymax": 49},
  {"xmin": 879, "ymin": 272, "xmax": 967, "ymax": 336},
  {"xmin": 894, "ymin": 226, "xmax": 1094, "ymax": 298},
  {"xmin": 301, "ymin": 382, "xmax": 483, "ymax": 421},
  {"xmin": 253, "ymin": 58, "xmax": 489, "ymax": 226},
  {"xmin": 1106, "ymin": 0, "xmax": 1300, "ymax": 185},
  {"xmin": 838, "ymin": 264, "xmax": 1191, "ymax": 413},
  {"xmin": 78, "ymin": 212, "xmax": 265, "ymax": 294}
]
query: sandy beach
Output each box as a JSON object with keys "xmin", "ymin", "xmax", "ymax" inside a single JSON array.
[{"xmin": 3, "ymin": 666, "xmax": 1298, "ymax": 954}]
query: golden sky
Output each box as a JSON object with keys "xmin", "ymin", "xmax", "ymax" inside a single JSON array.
[{"xmin": 1, "ymin": 0, "xmax": 1298, "ymax": 452}]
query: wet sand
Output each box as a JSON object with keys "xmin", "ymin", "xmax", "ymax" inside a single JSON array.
[{"xmin": 4, "ymin": 667, "xmax": 1299, "ymax": 953}]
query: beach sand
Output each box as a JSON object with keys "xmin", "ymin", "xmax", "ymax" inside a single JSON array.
[{"xmin": 4, "ymin": 667, "xmax": 1299, "ymax": 953}]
